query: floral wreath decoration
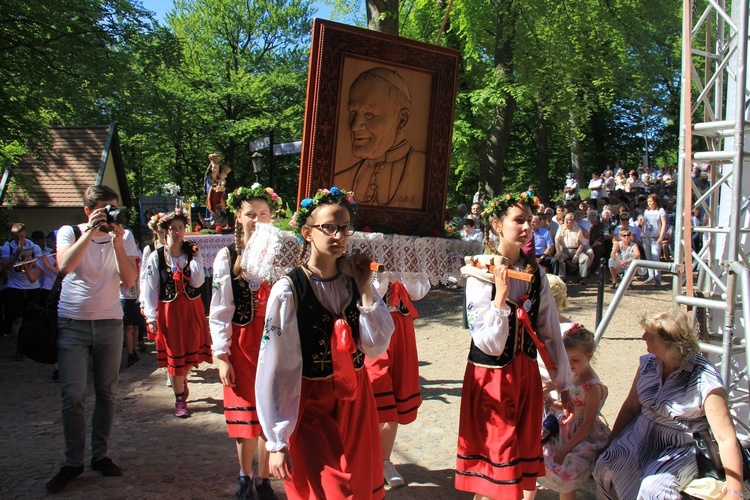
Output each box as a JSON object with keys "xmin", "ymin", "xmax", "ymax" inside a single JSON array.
[
  {"xmin": 226, "ymin": 183, "xmax": 282, "ymax": 215},
  {"xmin": 156, "ymin": 211, "xmax": 188, "ymax": 231},
  {"xmin": 289, "ymin": 187, "xmax": 357, "ymax": 238},
  {"xmin": 481, "ymin": 192, "xmax": 538, "ymax": 229},
  {"xmin": 148, "ymin": 212, "xmax": 166, "ymax": 231}
]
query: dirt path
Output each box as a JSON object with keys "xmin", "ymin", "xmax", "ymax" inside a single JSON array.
[{"xmin": 0, "ymin": 278, "xmax": 673, "ymax": 498}]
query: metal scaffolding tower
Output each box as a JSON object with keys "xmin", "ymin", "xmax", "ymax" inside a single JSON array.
[
  {"xmin": 676, "ymin": 0, "xmax": 750, "ymax": 437},
  {"xmin": 595, "ymin": 0, "xmax": 750, "ymax": 438}
]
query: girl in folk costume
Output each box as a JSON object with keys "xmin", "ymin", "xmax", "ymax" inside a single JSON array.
[
  {"xmin": 209, "ymin": 185, "xmax": 282, "ymax": 500},
  {"xmin": 142, "ymin": 212, "xmax": 212, "ymax": 418},
  {"xmin": 367, "ymin": 276, "xmax": 428, "ymax": 488},
  {"xmin": 256, "ymin": 187, "xmax": 395, "ymax": 500},
  {"xmin": 456, "ymin": 193, "xmax": 573, "ymax": 500}
]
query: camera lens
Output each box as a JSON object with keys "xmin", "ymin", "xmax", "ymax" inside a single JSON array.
[{"xmin": 104, "ymin": 205, "xmax": 128, "ymax": 225}]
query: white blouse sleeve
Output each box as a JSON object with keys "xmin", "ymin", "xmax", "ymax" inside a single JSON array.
[
  {"xmin": 372, "ymin": 275, "xmax": 389, "ymax": 297},
  {"xmin": 536, "ymin": 268, "xmax": 573, "ymax": 392},
  {"xmin": 141, "ymin": 251, "xmax": 161, "ymax": 323},
  {"xmin": 356, "ymin": 285, "xmax": 395, "ymax": 358},
  {"xmin": 209, "ymin": 248, "xmax": 234, "ymax": 356},
  {"xmin": 256, "ymin": 279, "xmax": 303, "ymax": 453},
  {"xmin": 188, "ymin": 254, "xmax": 205, "ymax": 288},
  {"xmin": 465, "ymin": 276, "xmax": 511, "ymax": 356},
  {"xmin": 403, "ymin": 276, "xmax": 431, "ymax": 301},
  {"xmin": 139, "ymin": 245, "xmax": 153, "ymax": 304}
]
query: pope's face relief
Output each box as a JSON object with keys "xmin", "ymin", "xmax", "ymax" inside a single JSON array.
[{"xmin": 348, "ymin": 77, "xmax": 408, "ymax": 160}]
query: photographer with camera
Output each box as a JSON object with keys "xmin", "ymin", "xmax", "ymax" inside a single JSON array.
[
  {"xmin": 45, "ymin": 185, "xmax": 139, "ymax": 493},
  {"xmin": 1, "ymin": 223, "xmax": 43, "ymax": 360}
]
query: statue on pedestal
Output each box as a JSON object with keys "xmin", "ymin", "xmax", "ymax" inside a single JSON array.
[{"xmin": 203, "ymin": 153, "xmax": 232, "ymax": 227}]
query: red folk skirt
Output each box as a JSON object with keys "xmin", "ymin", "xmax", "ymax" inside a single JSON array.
[
  {"xmin": 156, "ymin": 294, "xmax": 212, "ymax": 376},
  {"xmin": 455, "ymin": 354, "xmax": 544, "ymax": 500},
  {"xmin": 284, "ymin": 368, "xmax": 384, "ymax": 500},
  {"xmin": 222, "ymin": 318, "xmax": 264, "ymax": 438},
  {"xmin": 365, "ymin": 311, "xmax": 422, "ymax": 425}
]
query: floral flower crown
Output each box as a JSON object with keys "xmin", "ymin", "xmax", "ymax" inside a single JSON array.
[
  {"xmin": 481, "ymin": 192, "xmax": 538, "ymax": 229},
  {"xmin": 289, "ymin": 187, "xmax": 357, "ymax": 237},
  {"xmin": 226, "ymin": 183, "xmax": 282, "ymax": 214},
  {"xmin": 148, "ymin": 212, "xmax": 166, "ymax": 231},
  {"xmin": 157, "ymin": 211, "xmax": 188, "ymax": 231}
]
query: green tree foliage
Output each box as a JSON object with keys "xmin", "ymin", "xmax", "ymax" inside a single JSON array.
[
  {"xmin": 3, "ymin": 0, "xmax": 683, "ymax": 217},
  {"xmin": 117, "ymin": 0, "xmax": 314, "ymax": 205},
  {"xmin": 400, "ymin": 0, "xmax": 682, "ymax": 205},
  {"xmin": 0, "ymin": 0, "xmax": 149, "ymax": 167}
]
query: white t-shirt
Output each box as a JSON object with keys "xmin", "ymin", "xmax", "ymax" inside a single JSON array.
[
  {"xmin": 1, "ymin": 239, "xmax": 42, "ymax": 290},
  {"xmin": 120, "ymin": 248, "xmax": 143, "ymax": 300},
  {"xmin": 588, "ymin": 178, "xmax": 603, "ymax": 198},
  {"xmin": 643, "ymin": 208, "xmax": 666, "ymax": 239},
  {"xmin": 40, "ymin": 247, "xmax": 57, "ymax": 290},
  {"xmin": 57, "ymin": 224, "xmax": 139, "ymax": 320}
]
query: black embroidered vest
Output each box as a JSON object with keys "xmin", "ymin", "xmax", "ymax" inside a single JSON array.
[
  {"xmin": 384, "ymin": 285, "xmax": 410, "ymax": 316},
  {"xmin": 468, "ymin": 266, "xmax": 542, "ymax": 368},
  {"xmin": 226, "ymin": 244, "xmax": 259, "ymax": 326},
  {"xmin": 157, "ymin": 247, "xmax": 202, "ymax": 302},
  {"xmin": 286, "ymin": 267, "xmax": 365, "ymax": 379}
]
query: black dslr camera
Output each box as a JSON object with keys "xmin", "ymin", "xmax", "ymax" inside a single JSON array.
[{"xmin": 104, "ymin": 205, "xmax": 128, "ymax": 225}]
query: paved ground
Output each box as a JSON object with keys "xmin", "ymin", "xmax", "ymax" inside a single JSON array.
[{"xmin": 0, "ymin": 277, "xmax": 675, "ymax": 499}]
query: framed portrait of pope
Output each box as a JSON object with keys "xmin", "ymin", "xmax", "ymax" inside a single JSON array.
[{"xmin": 297, "ymin": 19, "xmax": 459, "ymax": 235}]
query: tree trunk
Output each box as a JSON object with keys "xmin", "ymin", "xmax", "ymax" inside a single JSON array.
[
  {"xmin": 590, "ymin": 108, "xmax": 608, "ymax": 172},
  {"xmin": 480, "ymin": 3, "xmax": 516, "ymax": 198},
  {"xmin": 366, "ymin": 0, "xmax": 399, "ymax": 35},
  {"xmin": 569, "ymin": 109, "xmax": 582, "ymax": 184},
  {"xmin": 535, "ymin": 93, "xmax": 550, "ymax": 202}
]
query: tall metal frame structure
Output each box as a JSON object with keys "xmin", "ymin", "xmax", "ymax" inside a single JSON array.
[
  {"xmin": 676, "ymin": 0, "xmax": 750, "ymax": 437},
  {"xmin": 594, "ymin": 0, "xmax": 750, "ymax": 438}
]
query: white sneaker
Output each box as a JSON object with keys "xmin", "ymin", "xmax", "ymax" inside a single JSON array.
[{"xmin": 383, "ymin": 460, "xmax": 405, "ymax": 488}]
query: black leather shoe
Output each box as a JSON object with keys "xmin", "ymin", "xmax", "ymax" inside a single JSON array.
[
  {"xmin": 236, "ymin": 475, "xmax": 257, "ymax": 499},
  {"xmin": 255, "ymin": 478, "xmax": 278, "ymax": 500},
  {"xmin": 91, "ymin": 457, "xmax": 122, "ymax": 477},
  {"xmin": 46, "ymin": 465, "xmax": 84, "ymax": 492}
]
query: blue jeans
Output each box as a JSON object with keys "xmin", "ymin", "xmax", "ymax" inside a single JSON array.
[{"xmin": 57, "ymin": 318, "xmax": 123, "ymax": 466}]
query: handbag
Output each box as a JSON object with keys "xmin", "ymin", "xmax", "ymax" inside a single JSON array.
[
  {"xmin": 693, "ymin": 429, "xmax": 750, "ymax": 483},
  {"xmin": 17, "ymin": 273, "xmax": 64, "ymax": 364}
]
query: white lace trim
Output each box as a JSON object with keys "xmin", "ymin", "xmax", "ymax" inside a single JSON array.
[{"xmin": 190, "ymin": 230, "xmax": 483, "ymax": 287}]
